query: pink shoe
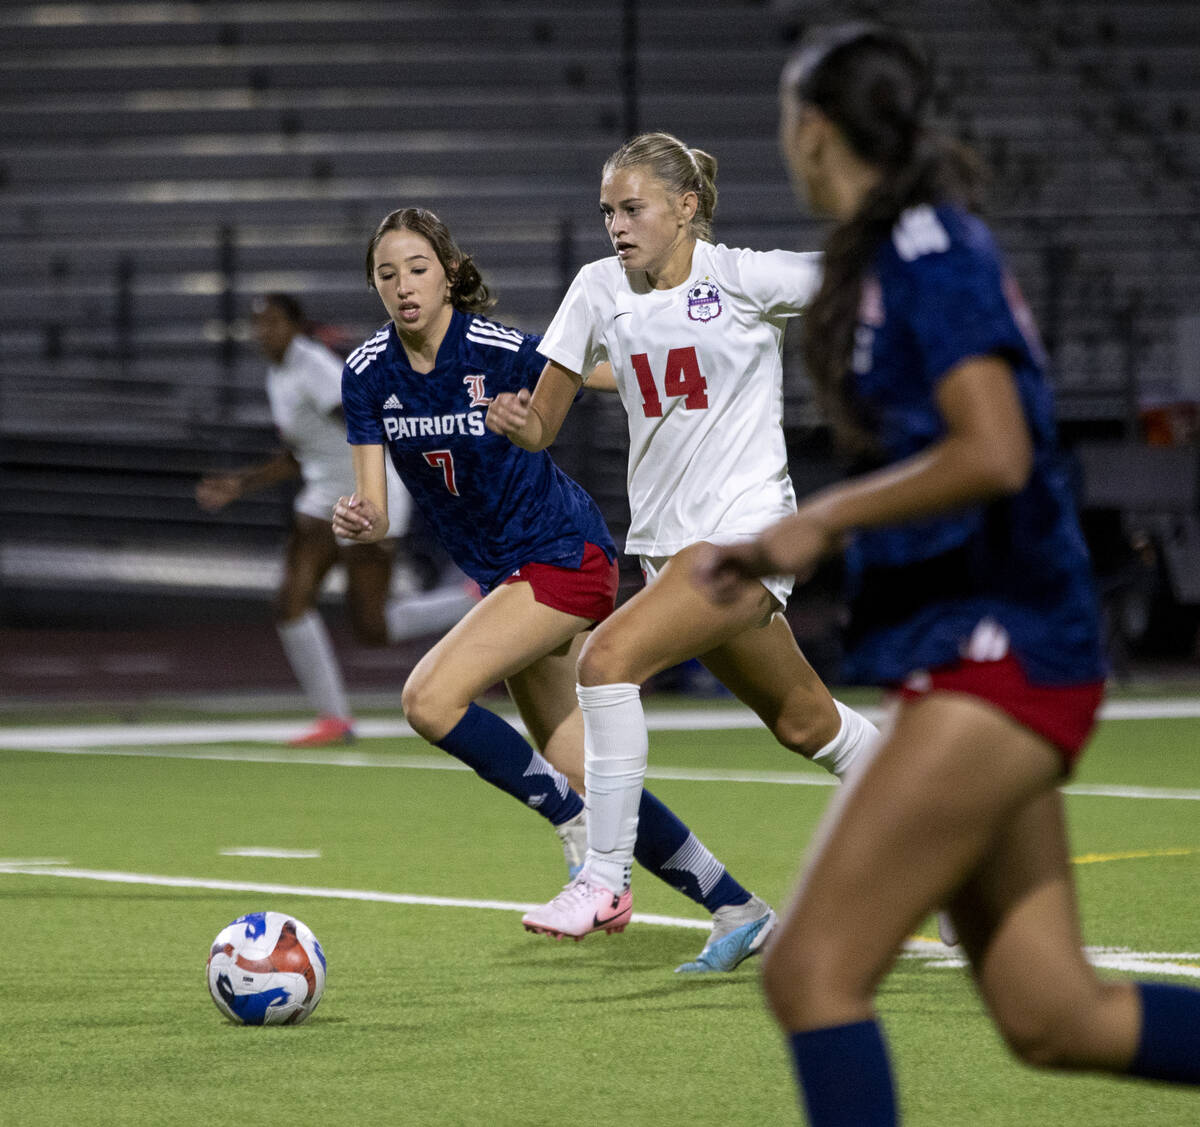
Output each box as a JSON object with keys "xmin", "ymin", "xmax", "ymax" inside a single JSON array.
[
  {"xmin": 287, "ymin": 715, "xmax": 355, "ymax": 748},
  {"xmin": 522, "ymin": 874, "xmax": 633, "ymax": 941}
]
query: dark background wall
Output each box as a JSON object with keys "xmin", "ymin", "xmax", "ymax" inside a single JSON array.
[{"xmin": 1, "ymin": 0, "xmax": 1198, "ymax": 696}]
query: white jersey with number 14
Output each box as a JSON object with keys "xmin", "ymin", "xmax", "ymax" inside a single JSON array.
[{"xmin": 538, "ymin": 240, "xmax": 821, "ymax": 556}]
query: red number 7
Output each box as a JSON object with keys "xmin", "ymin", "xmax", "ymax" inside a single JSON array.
[{"xmin": 423, "ymin": 450, "xmax": 459, "ymax": 495}]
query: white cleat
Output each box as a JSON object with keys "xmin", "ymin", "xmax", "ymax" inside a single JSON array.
[{"xmin": 522, "ymin": 874, "xmax": 633, "ymax": 941}]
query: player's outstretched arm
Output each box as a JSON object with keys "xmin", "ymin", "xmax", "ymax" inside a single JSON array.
[
  {"xmin": 196, "ymin": 449, "xmax": 299, "ymax": 511},
  {"xmin": 332, "ymin": 444, "xmax": 390, "ymax": 543},
  {"xmin": 695, "ymin": 355, "xmax": 1034, "ymax": 603},
  {"xmin": 485, "ymin": 360, "xmax": 582, "ymax": 451}
]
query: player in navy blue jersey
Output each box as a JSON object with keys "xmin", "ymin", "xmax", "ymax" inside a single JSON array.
[
  {"xmin": 333, "ymin": 207, "xmax": 774, "ymax": 972},
  {"xmin": 697, "ymin": 25, "xmax": 1200, "ymax": 1123}
]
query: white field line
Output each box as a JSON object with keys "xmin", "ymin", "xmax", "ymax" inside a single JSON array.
[
  {"xmin": 0, "ymin": 710, "xmax": 774, "ymax": 749},
  {"xmin": 4, "ymin": 739, "xmax": 1199, "ymax": 800},
  {"xmin": 2, "ymin": 701, "xmax": 1199, "ymax": 800},
  {"xmin": 0, "ymin": 861, "xmax": 709, "ymax": 931},
  {"xmin": 4, "ymin": 696, "xmax": 1200, "ymax": 751},
  {"xmin": 220, "ymin": 847, "xmax": 322, "ymax": 859},
  {"xmin": 3, "ymin": 861, "xmax": 1197, "ymax": 979}
]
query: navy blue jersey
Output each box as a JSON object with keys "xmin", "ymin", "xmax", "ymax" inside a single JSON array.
[
  {"xmin": 840, "ymin": 204, "xmax": 1105, "ymax": 687},
  {"xmin": 342, "ymin": 310, "xmax": 615, "ymax": 590}
]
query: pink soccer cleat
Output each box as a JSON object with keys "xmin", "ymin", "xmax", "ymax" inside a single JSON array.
[
  {"xmin": 522, "ymin": 874, "xmax": 633, "ymax": 941},
  {"xmin": 287, "ymin": 715, "xmax": 355, "ymax": 748}
]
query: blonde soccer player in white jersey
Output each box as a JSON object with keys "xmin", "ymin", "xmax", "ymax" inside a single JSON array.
[{"xmin": 486, "ymin": 132, "xmax": 878, "ymax": 956}]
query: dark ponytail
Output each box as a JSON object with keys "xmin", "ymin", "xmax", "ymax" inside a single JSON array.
[{"xmin": 785, "ymin": 26, "xmax": 983, "ymax": 452}]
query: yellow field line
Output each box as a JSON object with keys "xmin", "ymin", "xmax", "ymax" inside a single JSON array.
[{"xmin": 1072, "ymin": 847, "xmax": 1198, "ymax": 865}]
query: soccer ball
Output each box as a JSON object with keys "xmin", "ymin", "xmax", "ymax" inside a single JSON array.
[{"xmin": 206, "ymin": 911, "xmax": 326, "ymax": 1025}]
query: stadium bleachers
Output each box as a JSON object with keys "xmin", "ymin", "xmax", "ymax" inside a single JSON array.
[{"xmin": 0, "ymin": 0, "xmax": 1197, "ymax": 616}]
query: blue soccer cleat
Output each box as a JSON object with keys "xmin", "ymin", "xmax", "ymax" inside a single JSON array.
[{"xmin": 675, "ymin": 894, "xmax": 777, "ymax": 974}]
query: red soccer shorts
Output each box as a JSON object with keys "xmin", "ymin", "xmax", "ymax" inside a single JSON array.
[
  {"xmin": 897, "ymin": 653, "xmax": 1105, "ymax": 770},
  {"xmin": 501, "ymin": 542, "xmax": 619, "ymax": 624}
]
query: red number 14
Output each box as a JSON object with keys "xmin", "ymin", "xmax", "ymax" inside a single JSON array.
[{"xmin": 631, "ymin": 346, "xmax": 709, "ymax": 418}]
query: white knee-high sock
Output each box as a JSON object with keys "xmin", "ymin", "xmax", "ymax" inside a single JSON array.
[
  {"xmin": 810, "ymin": 699, "xmax": 879, "ymax": 780},
  {"xmin": 384, "ymin": 586, "xmax": 476, "ymax": 643},
  {"xmin": 277, "ymin": 610, "xmax": 350, "ymax": 720},
  {"xmin": 576, "ymin": 682, "xmax": 646, "ymax": 893}
]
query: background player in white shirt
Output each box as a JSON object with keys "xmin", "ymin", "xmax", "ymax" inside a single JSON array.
[
  {"xmin": 197, "ymin": 293, "xmax": 467, "ymax": 747},
  {"xmin": 487, "ymin": 132, "xmax": 878, "ymax": 942}
]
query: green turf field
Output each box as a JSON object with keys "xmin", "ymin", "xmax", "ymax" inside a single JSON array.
[{"xmin": 1, "ymin": 705, "xmax": 1197, "ymax": 1125}]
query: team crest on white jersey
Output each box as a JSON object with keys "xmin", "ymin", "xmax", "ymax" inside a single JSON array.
[
  {"xmin": 686, "ymin": 279, "xmax": 722, "ymax": 323},
  {"xmin": 462, "ymin": 374, "xmax": 490, "ymax": 407}
]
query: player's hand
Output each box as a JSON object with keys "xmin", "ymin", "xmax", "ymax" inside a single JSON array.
[
  {"xmin": 332, "ymin": 493, "xmax": 386, "ymax": 542},
  {"xmin": 693, "ymin": 513, "xmax": 839, "ymax": 603},
  {"xmin": 692, "ymin": 541, "xmax": 774, "ymax": 605},
  {"xmin": 485, "ymin": 388, "xmax": 534, "ymax": 438},
  {"xmin": 196, "ymin": 473, "xmax": 243, "ymax": 512},
  {"xmin": 764, "ymin": 510, "xmax": 841, "ymax": 581}
]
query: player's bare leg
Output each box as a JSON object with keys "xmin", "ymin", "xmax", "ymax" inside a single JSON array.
[
  {"xmin": 276, "ymin": 514, "xmax": 353, "ymax": 746},
  {"xmin": 401, "ymin": 581, "xmax": 587, "ymax": 743},
  {"xmin": 508, "ymin": 632, "xmax": 774, "ymax": 958},
  {"xmin": 568, "ymin": 541, "xmax": 875, "ymax": 904},
  {"xmin": 400, "ymin": 581, "xmax": 595, "ymax": 890},
  {"xmin": 575, "ymin": 542, "xmax": 782, "ymax": 689},
  {"xmin": 956, "ymin": 787, "xmax": 1140, "ymax": 1071},
  {"xmin": 340, "ymin": 539, "xmax": 396, "ymax": 648},
  {"xmin": 759, "ymin": 693, "xmax": 1194, "ymax": 1120},
  {"xmin": 762, "ymin": 694, "xmax": 1064, "ymax": 1028},
  {"xmin": 504, "ymin": 633, "xmax": 590, "ymax": 875},
  {"xmin": 506, "ymin": 631, "xmax": 588, "ymax": 792}
]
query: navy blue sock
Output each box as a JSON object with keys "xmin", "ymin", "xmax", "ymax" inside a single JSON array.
[
  {"xmin": 1130, "ymin": 981, "xmax": 1200, "ymax": 1084},
  {"xmin": 435, "ymin": 703, "xmax": 583, "ymax": 826},
  {"xmin": 633, "ymin": 789, "xmax": 751, "ymax": 912},
  {"xmin": 789, "ymin": 1020, "xmax": 897, "ymax": 1126}
]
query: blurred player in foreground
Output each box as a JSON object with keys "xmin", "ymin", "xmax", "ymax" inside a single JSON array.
[
  {"xmin": 197, "ymin": 293, "xmax": 471, "ymax": 747},
  {"xmin": 696, "ymin": 24, "xmax": 1200, "ymax": 1122},
  {"xmin": 487, "ymin": 132, "xmax": 878, "ymax": 943},
  {"xmin": 333, "ymin": 207, "xmax": 775, "ymax": 972}
]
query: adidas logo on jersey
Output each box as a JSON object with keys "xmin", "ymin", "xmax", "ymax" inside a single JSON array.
[{"xmin": 383, "ymin": 394, "xmax": 403, "ymax": 410}]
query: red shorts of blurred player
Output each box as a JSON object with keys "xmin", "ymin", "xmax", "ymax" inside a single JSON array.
[
  {"xmin": 898, "ymin": 653, "xmax": 1105, "ymax": 771},
  {"xmin": 500, "ymin": 542, "xmax": 619, "ymax": 624}
]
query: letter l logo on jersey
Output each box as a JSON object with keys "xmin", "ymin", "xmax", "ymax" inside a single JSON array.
[{"xmin": 463, "ymin": 374, "xmax": 490, "ymax": 407}]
